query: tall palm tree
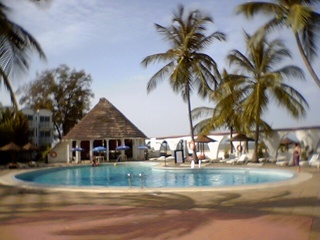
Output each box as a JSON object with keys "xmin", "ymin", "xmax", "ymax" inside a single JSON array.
[
  {"xmin": 0, "ymin": 2, "xmax": 45, "ymax": 110},
  {"xmin": 141, "ymin": 5, "xmax": 226, "ymax": 162},
  {"xmin": 225, "ymin": 33, "xmax": 308, "ymax": 162},
  {"xmin": 236, "ymin": 0, "xmax": 320, "ymax": 88}
]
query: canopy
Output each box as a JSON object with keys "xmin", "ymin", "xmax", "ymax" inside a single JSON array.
[
  {"xmin": 116, "ymin": 145, "xmax": 130, "ymax": 151},
  {"xmin": 137, "ymin": 145, "xmax": 148, "ymax": 150},
  {"xmin": 229, "ymin": 133, "xmax": 254, "ymax": 142},
  {"xmin": 195, "ymin": 135, "xmax": 217, "ymax": 143},
  {"xmin": 194, "ymin": 135, "xmax": 217, "ymax": 159},
  {"xmin": 71, "ymin": 147, "xmax": 84, "ymax": 152},
  {"xmin": 93, "ymin": 146, "xmax": 106, "ymax": 152}
]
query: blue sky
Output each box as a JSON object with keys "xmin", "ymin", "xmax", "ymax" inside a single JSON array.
[{"xmin": 1, "ymin": 0, "xmax": 320, "ymax": 137}]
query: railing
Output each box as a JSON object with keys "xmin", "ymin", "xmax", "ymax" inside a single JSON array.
[
  {"xmin": 39, "ymin": 137, "xmax": 53, "ymax": 145},
  {"xmin": 39, "ymin": 122, "xmax": 53, "ymax": 129}
]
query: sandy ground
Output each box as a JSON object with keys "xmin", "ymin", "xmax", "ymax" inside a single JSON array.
[{"xmin": 0, "ymin": 164, "xmax": 319, "ymax": 240}]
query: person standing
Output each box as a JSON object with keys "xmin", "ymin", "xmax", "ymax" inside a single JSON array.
[{"xmin": 293, "ymin": 143, "xmax": 301, "ymax": 173}]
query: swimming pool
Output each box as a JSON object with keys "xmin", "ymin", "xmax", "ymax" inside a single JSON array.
[{"xmin": 15, "ymin": 162, "xmax": 295, "ymax": 189}]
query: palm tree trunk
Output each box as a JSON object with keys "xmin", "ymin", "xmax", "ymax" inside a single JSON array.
[
  {"xmin": 0, "ymin": 68, "xmax": 18, "ymax": 110},
  {"xmin": 230, "ymin": 126, "xmax": 233, "ymax": 153},
  {"xmin": 294, "ymin": 33, "xmax": 320, "ymax": 88},
  {"xmin": 186, "ymin": 87, "xmax": 199, "ymax": 163},
  {"xmin": 54, "ymin": 122, "xmax": 62, "ymax": 140},
  {"xmin": 253, "ymin": 123, "xmax": 259, "ymax": 163},
  {"xmin": 252, "ymin": 83, "xmax": 261, "ymax": 163}
]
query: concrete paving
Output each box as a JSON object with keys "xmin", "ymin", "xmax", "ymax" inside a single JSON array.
[{"xmin": 0, "ymin": 163, "xmax": 319, "ymax": 239}]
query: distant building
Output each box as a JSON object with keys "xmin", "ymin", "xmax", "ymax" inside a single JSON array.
[{"xmin": 21, "ymin": 108, "xmax": 54, "ymax": 147}]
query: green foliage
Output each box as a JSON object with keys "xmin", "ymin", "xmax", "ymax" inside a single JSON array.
[
  {"xmin": 0, "ymin": 108, "xmax": 30, "ymax": 147},
  {"xmin": 219, "ymin": 33, "xmax": 308, "ymax": 162},
  {"xmin": 0, "ymin": 107, "xmax": 30, "ymax": 164},
  {"xmin": 141, "ymin": 5, "xmax": 226, "ymax": 162},
  {"xmin": 0, "ymin": 1, "xmax": 45, "ymax": 110},
  {"xmin": 236, "ymin": 0, "xmax": 320, "ymax": 88},
  {"xmin": 18, "ymin": 64, "xmax": 94, "ymax": 139}
]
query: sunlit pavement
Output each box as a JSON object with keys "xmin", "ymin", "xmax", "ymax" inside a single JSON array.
[{"xmin": 0, "ymin": 164, "xmax": 319, "ymax": 240}]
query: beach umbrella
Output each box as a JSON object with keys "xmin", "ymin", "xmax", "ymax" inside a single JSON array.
[
  {"xmin": 0, "ymin": 142, "xmax": 21, "ymax": 163},
  {"xmin": 0, "ymin": 142, "xmax": 21, "ymax": 151},
  {"xmin": 195, "ymin": 135, "xmax": 217, "ymax": 157},
  {"xmin": 229, "ymin": 133, "xmax": 254, "ymax": 142},
  {"xmin": 229, "ymin": 134, "xmax": 254, "ymax": 153},
  {"xmin": 115, "ymin": 145, "xmax": 130, "ymax": 162},
  {"xmin": 137, "ymin": 145, "xmax": 148, "ymax": 160},
  {"xmin": 22, "ymin": 143, "xmax": 39, "ymax": 151},
  {"xmin": 92, "ymin": 146, "xmax": 106, "ymax": 152},
  {"xmin": 116, "ymin": 145, "xmax": 130, "ymax": 151},
  {"xmin": 71, "ymin": 147, "xmax": 84, "ymax": 152},
  {"xmin": 92, "ymin": 146, "xmax": 106, "ymax": 160},
  {"xmin": 137, "ymin": 145, "xmax": 148, "ymax": 150},
  {"xmin": 195, "ymin": 135, "xmax": 217, "ymax": 143},
  {"xmin": 22, "ymin": 143, "xmax": 39, "ymax": 161}
]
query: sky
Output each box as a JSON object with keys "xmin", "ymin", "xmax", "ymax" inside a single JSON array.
[{"xmin": 1, "ymin": 0, "xmax": 320, "ymax": 138}]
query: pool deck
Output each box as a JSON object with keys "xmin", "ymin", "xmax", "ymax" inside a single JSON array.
[{"xmin": 0, "ymin": 162, "xmax": 319, "ymax": 239}]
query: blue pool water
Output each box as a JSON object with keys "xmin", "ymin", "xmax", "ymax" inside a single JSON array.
[{"xmin": 15, "ymin": 163, "xmax": 294, "ymax": 188}]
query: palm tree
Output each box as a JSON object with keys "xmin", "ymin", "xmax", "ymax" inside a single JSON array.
[
  {"xmin": 192, "ymin": 70, "xmax": 244, "ymax": 154},
  {"xmin": 236, "ymin": 0, "xmax": 320, "ymax": 88},
  {"xmin": 225, "ymin": 33, "xmax": 308, "ymax": 162},
  {"xmin": 141, "ymin": 5, "xmax": 226, "ymax": 162},
  {"xmin": 0, "ymin": 2, "xmax": 45, "ymax": 110}
]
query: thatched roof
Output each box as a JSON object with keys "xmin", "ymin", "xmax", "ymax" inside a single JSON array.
[
  {"xmin": 63, "ymin": 98, "xmax": 147, "ymax": 140},
  {"xmin": 0, "ymin": 142, "xmax": 21, "ymax": 151},
  {"xmin": 195, "ymin": 134, "xmax": 217, "ymax": 143},
  {"xmin": 22, "ymin": 143, "xmax": 39, "ymax": 151},
  {"xmin": 229, "ymin": 133, "xmax": 254, "ymax": 142}
]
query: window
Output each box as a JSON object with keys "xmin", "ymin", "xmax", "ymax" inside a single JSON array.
[
  {"xmin": 40, "ymin": 131, "xmax": 51, "ymax": 137},
  {"xmin": 26, "ymin": 115, "xmax": 33, "ymax": 121},
  {"xmin": 40, "ymin": 116, "xmax": 50, "ymax": 122},
  {"xmin": 28, "ymin": 129, "xmax": 34, "ymax": 137}
]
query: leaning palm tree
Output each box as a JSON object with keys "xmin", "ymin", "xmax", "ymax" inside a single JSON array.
[
  {"xmin": 0, "ymin": 2, "xmax": 45, "ymax": 110},
  {"xmin": 236, "ymin": 0, "xmax": 320, "ymax": 88},
  {"xmin": 225, "ymin": 32, "xmax": 308, "ymax": 162},
  {"xmin": 141, "ymin": 5, "xmax": 226, "ymax": 162}
]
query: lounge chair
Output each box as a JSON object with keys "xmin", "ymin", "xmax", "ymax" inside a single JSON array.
[
  {"xmin": 299, "ymin": 160, "xmax": 309, "ymax": 167},
  {"xmin": 275, "ymin": 155, "xmax": 289, "ymax": 166},
  {"xmin": 258, "ymin": 158, "xmax": 267, "ymax": 163},
  {"xmin": 237, "ymin": 154, "xmax": 248, "ymax": 164},
  {"xmin": 308, "ymin": 154, "xmax": 320, "ymax": 168},
  {"xmin": 28, "ymin": 161, "xmax": 38, "ymax": 167},
  {"xmin": 226, "ymin": 154, "xmax": 247, "ymax": 165},
  {"xmin": 268, "ymin": 158, "xmax": 277, "ymax": 163}
]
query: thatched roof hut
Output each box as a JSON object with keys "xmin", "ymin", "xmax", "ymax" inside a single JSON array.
[
  {"xmin": 49, "ymin": 98, "xmax": 148, "ymax": 163},
  {"xmin": 63, "ymin": 98, "xmax": 147, "ymax": 140}
]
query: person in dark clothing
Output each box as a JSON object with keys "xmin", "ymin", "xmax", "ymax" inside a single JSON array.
[{"xmin": 293, "ymin": 143, "xmax": 301, "ymax": 173}]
